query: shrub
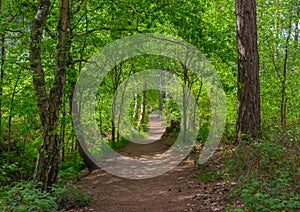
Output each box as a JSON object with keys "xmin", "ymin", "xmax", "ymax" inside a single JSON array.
[
  {"xmin": 0, "ymin": 181, "xmax": 93, "ymax": 211},
  {"xmin": 224, "ymin": 127, "xmax": 300, "ymax": 211},
  {"xmin": 0, "ymin": 181, "xmax": 58, "ymax": 211}
]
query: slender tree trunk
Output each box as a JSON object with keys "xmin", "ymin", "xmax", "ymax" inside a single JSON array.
[
  {"xmin": 141, "ymin": 90, "xmax": 146, "ymax": 126},
  {"xmin": 60, "ymin": 98, "xmax": 66, "ymax": 162},
  {"xmin": 111, "ymin": 91, "xmax": 117, "ymax": 143},
  {"xmin": 133, "ymin": 92, "xmax": 139, "ymax": 121},
  {"xmin": 131, "ymin": 71, "xmax": 139, "ymax": 123},
  {"xmin": 294, "ymin": 8, "xmax": 299, "ymax": 42},
  {"xmin": 30, "ymin": 0, "xmax": 71, "ymax": 190},
  {"xmin": 280, "ymin": 13, "xmax": 292, "ymax": 127},
  {"xmin": 182, "ymin": 64, "xmax": 191, "ymax": 143},
  {"xmin": 159, "ymin": 72, "xmax": 165, "ymax": 111},
  {"xmin": 72, "ymin": 97, "xmax": 98, "ymax": 172},
  {"xmin": 137, "ymin": 81, "xmax": 147, "ymax": 129},
  {"xmin": 7, "ymin": 70, "xmax": 21, "ymax": 165},
  {"xmin": 117, "ymin": 63, "xmax": 133, "ymax": 142},
  {"xmin": 68, "ymin": 34, "xmax": 98, "ymax": 173},
  {"xmin": 111, "ymin": 65, "xmax": 122, "ymax": 142},
  {"xmin": 0, "ymin": 0, "xmax": 5, "ymax": 139},
  {"xmin": 235, "ymin": 0, "xmax": 261, "ymax": 142},
  {"xmin": 193, "ymin": 81, "xmax": 202, "ymax": 128}
]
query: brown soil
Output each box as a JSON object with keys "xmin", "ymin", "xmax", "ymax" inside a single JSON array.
[{"xmin": 68, "ymin": 114, "xmax": 241, "ymax": 211}]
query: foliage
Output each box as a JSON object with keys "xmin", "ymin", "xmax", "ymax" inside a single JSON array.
[
  {"xmin": 57, "ymin": 153, "xmax": 85, "ymax": 183},
  {"xmin": 0, "ymin": 181, "xmax": 58, "ymax": 211},
  {"xmin": 224, "ymin": 127, "xmax": 300, "ymax": 211},
  {"xmin": 0, "ymin": 0, "xmax": 299, "ymax": 209},
  {"xmin": 55, "ymin": 184, "xmax": 93, "ymax": 210},
  {"xmin": 239, "ymin": 176, "xmax": 300, "ymax": 211},
  {"xmin": 109, "ymin": 136, "xmax": 129, "ymax": 149},
  {"xmin": 0, "ymin": 181, "xmax": 92, "ymax": 211}
]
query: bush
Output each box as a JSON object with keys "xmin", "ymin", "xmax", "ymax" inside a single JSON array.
[
  {"xmin": 0, "ymin": 181, "xmax": 93, "ymax": 211},
  {"xmin": 0, "ymin": 181, "xmax": 58, "ymax": 211},
  {"xmin": 55, "ymin": 184, "xmax": 93, "ymax": 210},
  {"xmin": 57, "ymin": 152, "xmax": 85, "ymax": 183},
  {"xmin": 224, "ymin": 128, "xmax": 300, "ymax": 211},
  {"xmin": 239, "ymin": 177, "xmax": 300, "ymax": 211}
]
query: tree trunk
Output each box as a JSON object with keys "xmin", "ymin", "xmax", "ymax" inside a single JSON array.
[
  {"xmin": 71, "ymin": 88, "xmax": 99, "ymax": 172},
  {"xmin": 159, "ymin": 72, "xmax": 165, "ymax": 111},
  {"xmin": 280, "ymin": 11, "xmax": 293, "ymax": 127},
  {"xmin": 111, "ymin": 92, "xmax": 117, "ymax": 143},
  {"xmin": 133, "ymin": 92, "xmax": 139, "ymax": 121},
  {"xmin": 235, "ymin": 0, "xmax": 261, "ymax": 142},
  {"xmin": 60, "ymin": 98, "xmax": 66, "ymax": 162},
  {"xmin": 137, "ymin": 81, "xmax": 147, "ymax": 129},
  {"xmin": 294, "ymin": 9, "xmax": 299, "ymax": 42},
  {"xmin": 111, "ymin": 65, "xmax": 122, "ymax": 142},
  {"xmin": 30, "ymin": 0, "xmax": 70, "ymax": 190},
  {"xmin": 0, "ymin": 0, "xmax": 5, "ymax": 139},
  {"xmin": 117, "ymin": 63, "xmax": 133, "ymax": 142},
  {"xmin": 7, "ymin": 70, "xmax": 21, "ymax": 165}
]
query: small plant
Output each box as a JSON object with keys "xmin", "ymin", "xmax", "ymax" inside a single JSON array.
[
  {"xmin": 109, "ymin": 136, "xmax": 129, "ymax": 149},
  {"xmin": 55, "ymin": 184, "xmax": 93, "ymax": 210},
  {"xmin": 0, "ymin": 181, "xmax": 58, "ymax": 211},
  {"xmin": 224, "ymin": 131, "xmax": 300, "ymax": 211},
  {"xmin": 58, "ymin": 153, "xmax": 85, "ymax": 183},
  {"xmin": 237, "ymin": 176, "xmax": 300, "ymax": 211},
  {"xmin": 0, "ymin": 181, "xmax": 93, "ymax": 211}
]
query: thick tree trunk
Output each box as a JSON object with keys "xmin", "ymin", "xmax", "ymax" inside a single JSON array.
[
  {"xmin": 30, "ymin": 0, "xmax": 70, "ymax": 190},
  {"xmin": 235, "ymin": 0, "xmax": 261, "ymax": 142}
]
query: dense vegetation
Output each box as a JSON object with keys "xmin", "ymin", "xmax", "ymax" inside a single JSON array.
[{"xmin": 0, "ymin": 0, "xmax": 299, "ymax": 211}]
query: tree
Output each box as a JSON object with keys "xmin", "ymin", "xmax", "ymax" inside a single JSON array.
[
  {"xmin": 0, "ymin": 0, "xmax": 5, "ymax": 141},
  {"xmin": 30, "ymin": 0, "xmax": 71, "ymax": 190},
  {"xmin": 235, "ymin": 0, "xmax": 261, "ymax": 142}
]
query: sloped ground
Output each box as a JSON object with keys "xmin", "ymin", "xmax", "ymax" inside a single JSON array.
[{"xmin": 69, "ymin": 115, "xmax": 241, "ymax": 211}]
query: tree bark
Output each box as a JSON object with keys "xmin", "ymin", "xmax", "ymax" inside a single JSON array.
[
  {"xmin": 280, "ymin": 11, "xmax": 293, "ymax": 127},
  {"xmin": 111, "ymin": 65, "xmax": 122, "ymax": 142},
  {"xmin": 0, "ymin": 0, "xmax": 5, "ymax": 139},
  {"xmin": 294, "ymin": 8, "xmax": 299, "ymax": 42},
  {"xmin": 159, "ymin": 71, "xmax": 165, "ymax": 111},
  {"xmin": 235, "ymin": 0, "xmax": 261, "ymax": 142},
  {"xmin": 132, "ymin": 92, "xmax": 139, "ymax": 121},
  {"xmin": 30, "ymin": 0, "xmax": 71, "ymax": 190},
  {"xmin": 137, "ymin": 81, "xmax": 147, "ymax": 129}
]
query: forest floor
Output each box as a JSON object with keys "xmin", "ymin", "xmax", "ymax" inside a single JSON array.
[{"xmin": 69, "ymin": 113, "xmax": 242, "ymax": 211}]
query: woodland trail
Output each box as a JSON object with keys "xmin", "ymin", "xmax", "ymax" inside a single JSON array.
[{"xmin": 70, "ymin": 113, "xmax": 239, "ymax": 211}]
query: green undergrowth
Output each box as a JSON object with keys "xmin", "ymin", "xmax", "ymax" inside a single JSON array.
[
  {"xmin": 223, "ymin": 126, "xmax": 300, "ymax": 211},
  {"xmin": 109, "ymin": 136, "xmax": 129, "ymax": 149},
  {"xmin": 0, "ymin": 181, "xmax": 92, "ymax": 211},
  {"xmin": 0, "ymin": 152, "xmax": 92, "ymax": 211},
  {"xmin": 57, "ymin": 153, "xmax": 85, "ymax": 183}
]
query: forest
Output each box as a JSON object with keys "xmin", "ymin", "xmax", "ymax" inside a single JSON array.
[{"xmin": 0, "ymin": 0, "xmax": 299, "ymax": 211}]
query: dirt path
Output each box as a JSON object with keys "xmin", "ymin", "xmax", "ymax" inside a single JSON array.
[{"xmin": 71, "ymin": 114, "xmax": 238, "ymax": 211}]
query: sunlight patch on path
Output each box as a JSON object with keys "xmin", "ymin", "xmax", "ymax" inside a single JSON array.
[{"xmin": 131, "ymin": 110, "xmax": 166, "ymax": 144}]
